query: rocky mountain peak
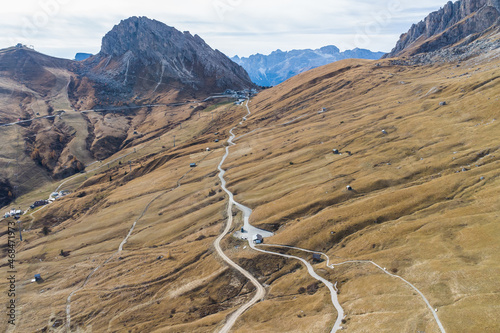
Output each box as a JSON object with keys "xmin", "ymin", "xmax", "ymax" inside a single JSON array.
[
  {"xmin": 83, "ymin": 16, "xmax": 254, "ymax": 98},
  {"xmin": 319, "ymin": 45, "xmax": 341, "ymax": 55},
  {"xmin": 100, "ymin": 16, "xmax": 180, "ymax": 57},
  {"xmin": 385, "ymin": 0, "xmax": 500, "ymax": 58}
]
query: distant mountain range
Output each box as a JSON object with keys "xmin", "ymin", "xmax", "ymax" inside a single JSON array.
[
  {"xmin": 232, "ymin": 46, "xmax": 385, "ymax": 86},
  {"xmin": 75, "ymin": 53, "xmax": 92, "ymax": 61}
]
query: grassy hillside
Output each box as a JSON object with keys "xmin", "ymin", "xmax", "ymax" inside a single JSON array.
[
  {"xmin": 1, "ymin": 50, "xmax": 499, "ymax": 333},
  {"xmin": 227, "ymin": 55, "xmax": 500, "ymax": 332}
]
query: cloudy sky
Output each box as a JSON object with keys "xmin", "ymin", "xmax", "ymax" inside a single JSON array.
[{"xmin": 0, "ymin": 0, "xmax": 445, "ymax": 59}]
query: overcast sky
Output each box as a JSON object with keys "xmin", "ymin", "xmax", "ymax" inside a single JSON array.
[{"xmin": 0, "ymin": 0, "xmax": 445, "ymax": 59}]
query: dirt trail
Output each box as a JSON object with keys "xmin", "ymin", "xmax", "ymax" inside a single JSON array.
[
  {"xmin": 65, "ymin": 152, "xmax": 213, "ymax": 332},
  {"xmin": 259, "ymin": 243, "xmax": 446, "ymax": 333}
]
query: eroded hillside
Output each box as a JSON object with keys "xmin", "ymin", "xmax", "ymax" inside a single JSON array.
[{"xmin": 0, "ymin": 17, "xmax": 255, "ymax": 200}]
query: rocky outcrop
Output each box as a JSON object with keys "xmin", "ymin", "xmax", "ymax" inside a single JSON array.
[
  {"xmin": 386, "ymin": 29, "xmax": 500, "ymax": 66},
  {"xmin": 67, "ymin": 16, "xmax": 256, "ymax": 161},
  {"xmin": 233, "ymin": 46, "xmax": 384, "ymax": 86},
  {"xmin": 385, "ymin": 0, "xmax": 500, "ymax": 58},
  {"xmin": 79, "ymin": 17, "xmax": 254, "ymax": 99}
]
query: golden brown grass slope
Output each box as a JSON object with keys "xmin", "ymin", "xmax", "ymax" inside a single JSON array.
[
  {"xmin": 1, "ymin": 101, "xmax": 333, "ymax": 333},
  {"xmin": 224, "ymin": 55, "xmax": 500, "ymax": 332},
  {"xmin": 1, "ymin": 51, "xmax": 499, "ymax": 333}
]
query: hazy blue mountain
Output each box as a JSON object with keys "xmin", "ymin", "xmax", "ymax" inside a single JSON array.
[
  {"xmin": 232, "ymin": 46, "xmax": 385, "ymax": 86},
  {"xmin": 75, "ymin": 53, "xmax": 93, "ymax": 61}
]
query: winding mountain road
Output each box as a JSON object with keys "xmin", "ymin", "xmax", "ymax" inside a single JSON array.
[
  {"xmin": 0, "ymin": 93, "xmax": 241, "ymax": 128},
  {"xmin": 258, "ymin": 243, "xmax": 446, "ymax": 333},
  {"xmin": 215, "ymin": 101, "xmax": 343, "ymax": 333},
  {"xmin": 215, "ymin": 100, "xmax": 446, "ymax": 333},
  {"xmin": 251, "ymin": 243, "xmax": 344, "ymax": 333},
  {"xmin": 215, "ymin": 101, "xmax": 268, "ymax": 333}
]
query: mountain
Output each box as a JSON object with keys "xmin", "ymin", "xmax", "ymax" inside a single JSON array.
[
  {"xmin": 0, "ymin": 46, "xmax": 84, "ymax": 185},
  {"xmin": 0, "ymin": 17, "xmax": 256, "ymax": 198},
  {"xmin": 77, "ymin": 16, "xmax": 254, "ymax": 103},
  {"xmin": 232, "ymin": 46, "xmax": 384, "ymax": 86},
  {"xmin": 1, "ymin": 5, "xmax": 500, "ymax": 333},
  {"xmin": 385, "ymin": 0, "xmax": 500, "ymax": 58},
  {"xmin": 7, "ymin": 51, "xmax": 500, "ymax": 333},
  {"xmin": 75, "ymin": 53, "xmax": 92, "ymax": 61},
  {"xmin": 0, "ymin": 46, "xmax": 72, "ymax": 116}
]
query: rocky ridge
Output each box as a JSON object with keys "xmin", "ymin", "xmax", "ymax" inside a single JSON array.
[
  {"xmin": 387, "ymin": 26, "xmax": 500, "ymax": 66},
  {"xmin": 385, "ymin": 0, "xmax": 500, "ymax": 58}
]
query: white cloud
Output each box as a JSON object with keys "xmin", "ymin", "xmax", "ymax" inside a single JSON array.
[{"xmin": 0, "ymin": 0, "xmax": 447, "ymax": 59}]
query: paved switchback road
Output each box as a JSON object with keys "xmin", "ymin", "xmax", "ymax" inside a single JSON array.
[
  {"xmin": 214, "ymin": 100, "xmax": 267, "ymax": 333},
  {"xmin": 215, "ymin": 101, "xmax": 344, "ymax": 333}
]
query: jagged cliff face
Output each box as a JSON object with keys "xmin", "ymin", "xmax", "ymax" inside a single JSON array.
[
  {"xmin": 80, "ymin": 16, "xmax": 254, "ymax": 101},
  {"xmin": 385, "ymin": 0, "xmax": 500, "ymax": 58}
]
